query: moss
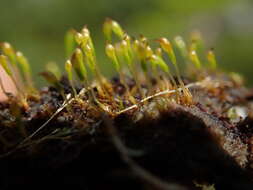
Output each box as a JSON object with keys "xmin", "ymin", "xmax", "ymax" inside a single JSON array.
[{"xmin": 0, "ymin": 19, "xmax": 253, "ymax": 189}]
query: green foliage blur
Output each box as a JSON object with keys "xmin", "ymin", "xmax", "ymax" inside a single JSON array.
[{"xmin": 0, "ymin": 0, "xmax": 252, "ymax": 85}]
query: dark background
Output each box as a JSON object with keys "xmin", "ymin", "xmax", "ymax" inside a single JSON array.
[{"xmin": 0, "ymin": 0, "xmax": 252, "ymax": 85}]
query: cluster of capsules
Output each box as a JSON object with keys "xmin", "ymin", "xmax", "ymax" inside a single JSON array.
[{"xmin": 0, "ymin": 19, "xmax": 218, "ymax": 113}]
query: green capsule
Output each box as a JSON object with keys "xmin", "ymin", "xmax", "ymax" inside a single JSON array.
[
  {"xmin": 65, "ymin": 60, "xmax": 73, "ymax": 82},
  {"xmin": 105, "ymin": 44, "xmax": 120, "ymax": 71},
  {"xmin": 65, "ymin": 60, "xmax": 77, "ymax": 96},
  {"xmin": 65, "ymin": 29, "xmax": 76, "ymax": 58},
  {"xmin": 150, "ymin": 54, "xmax": 169, "ymax": 74},
  {"xmin": 103, "ymin": 18, "xmax": 124, "ymax": 41},
  {"xmin": 174, "ymin": 36, "xmax": 187, "ymax": 58},
  {"xmin": 0, "ymin": 55, "xmax": 12, "ymax": 76},
  {"xmin": 207, "ymin": 49, "xmax": 217, "ymax": 70},
  {"xmin": 190, "ymin": 50, "xmax": 201, "ymax": 69},
  {"xmin": 16, "ymin": 52, "xmax": 31, "ymax": 79},
  {"xmin": 158, "ymin": 38, "xmax": 177, "ymax": 66},
  {"xmin": 1, "ymin": 42, "xmax": 16, "ymax": 65},
  {"xmin": 71, "ymin": 48, "xmax": 87, "ymax": 81}
]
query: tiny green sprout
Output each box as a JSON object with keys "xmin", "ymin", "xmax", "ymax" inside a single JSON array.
[
  {"xmin": 189, "ymin": 50, "xmax": 202, "ymax": 69},
  {"xmin": 207, "ymin": 49, "xmax": 217, "ymax": 70},
  {"xmin": 16, "ymin": 51, "xmax": 34, "ymax": 89},
  {"xmin": 40, "ymin": 71, "xmax": 66, "ymax": 99},
  {"xmin": 105, "ymin": 44, "xmax": 120, "ymax": 71},
  {"xmin": 71, "ymin": 48, "xmax": 87, "ymax": 82},
  {"xmin": 174, "ymin": 36, "xmax": 188, "ymax": 58},
  {"xmin": 65, "ymin": 29, "xmax": 77, "ymax": 58},
  {"xmin": 0, "ymin": 55, "xmax": 12, "ymax": 76},
  {"xmin": 40, "ymin": 71, "xmax": 60, "ymax": 87},
  {"xmin": 0, "ymin": 42, "xmax": 16, "ymax": 65},
  {"xmin": 65, "ymin": 60, "xmax": 77, "ymax": 96},
  {"xmin": 103, "ymin": 18, "xmax": 124, "ymax": 42},
  {"xmin": 45, "ymin": 62, "xmax": 61, "ymax": 80}
]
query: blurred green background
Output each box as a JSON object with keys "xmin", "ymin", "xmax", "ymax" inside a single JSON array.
[{"xmin": 0, "ymin": 0, "xmax": 253, "ymax": 86}]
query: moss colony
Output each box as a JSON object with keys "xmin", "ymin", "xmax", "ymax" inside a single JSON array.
[{"xmin": 0, "ymin": 19, "xmax": 253, "ymax": 189}]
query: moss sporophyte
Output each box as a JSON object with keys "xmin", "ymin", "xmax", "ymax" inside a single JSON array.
[
  {"xmin": 1, "ymin": 18, "xmax": 253, "ymax": 189},
  {"xmin": 0, "ymin": 19, "xmax": 230, "ymax": 115}
]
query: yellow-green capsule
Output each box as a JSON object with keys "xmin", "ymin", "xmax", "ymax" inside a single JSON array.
[
  {"xmin": 71, "ymin": 48, "xmax": 87, "ymax": 81},
  {"xmin": 105, "ymin": 44, "xmax": 120, "ymax": 71},
  {"xmin": 1, "ymin": 42, "xmax": 16, "ymax": 65},
  {"xmin": 190, "ymin": 30, "xmax": 203, "ymax": 52},
  {"xmin": 0, "ymin": 55, "xmax": 12, "ymax": 76},
  {"xmin": 150, "ymin": 54, "xmax": 169, "ymax": 74},
  {"xmin": 103, "ymin": 18, "xmax": 125, "ymax": 42},
  {"xmin": 75, "ymin": 32, "xmax": 84, "ymax": 45},
  {"xmin": 65, "ymin": 29, "xmax": 76, "ymax": 58},
  {"xmin": 111, "ymin": 20, "xmax": 124, "ymax": 39},
  {"xmin": 103, "ymin": 18, "xmax": 113, "ymax": 42},
  {"xmin": 190, "ymin": 50, "xmax": 201, "ymax": 69},
  {"xmin": 65, "ymin": 59, "xmax": 77, "ymax": 96},
  {"xmin": 155, "ymin": 48, "xmax": 162, "ymax": 57},
  {"xmin": 65, "ymin": 60, "xmax": 73, "ymax": 82},
  {"xmin": 207, "ymin": 49, "xmax": 217, "ymax": 70},
  {"xmin": 16, "ymin": 52, "xmax": 31, "ymax": 78},
  {"xmin": 83, "ymin": 44, "xmax": 96, "ymax": 71},
  {"xmin": 81, "ymin": 27, "xmax": 95, "ymax": 52},
  {"xmin": 174, "ymin": 36, "xmax": 187, "ymax": 58},
  {"xmin": 158, "ymin": 38, "xmax": 177, "ymax": 66}
]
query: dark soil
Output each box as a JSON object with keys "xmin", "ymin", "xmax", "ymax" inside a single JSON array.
[{"xmin": 1, "ymin": 76, "xmax": 253, "ymax": 190}]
